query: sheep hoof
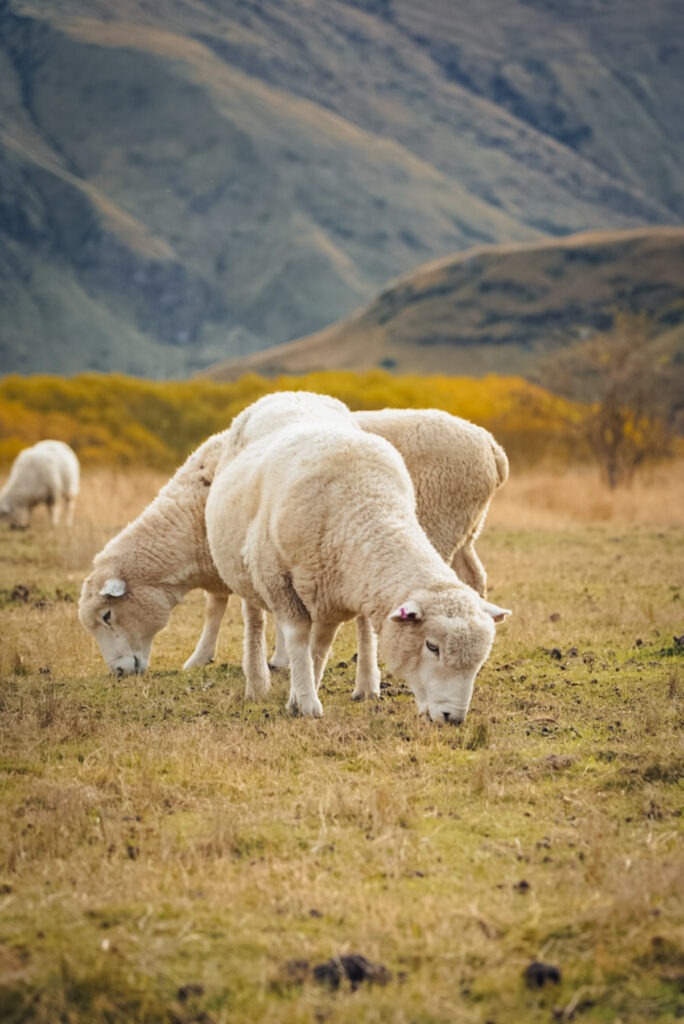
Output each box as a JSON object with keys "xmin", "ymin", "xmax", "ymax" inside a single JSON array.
[
  {"xmin": 245, "ymin": 681, "xmax": 271, "ymax": 701},
  {"xmin": 351, "ymin": 686, "xmax": 381, "ymax": 701},
  {"xmin": 287, "ymin": 694, "xmax": 323, "ymax": 718}
]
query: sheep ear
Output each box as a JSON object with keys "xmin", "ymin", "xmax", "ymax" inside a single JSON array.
[
  {"xmin": 389, "ymin": 599, "xmax": 423, "ymax": 623},
  {"xmin": 481, "ymin": 599, "xmax": 511, "ymax": 623},
  {"xmin": 100, "ymin": 577, "xmax": 127, "ymax": 598}
]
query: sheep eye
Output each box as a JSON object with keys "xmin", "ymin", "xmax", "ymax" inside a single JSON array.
[
  {"xmin": 102, "ymin": 610, "xmax": 112, "ymax": 625},
  {"xmin": 426, "ymin": 640, "xmax": 439, "ymax": 656}
]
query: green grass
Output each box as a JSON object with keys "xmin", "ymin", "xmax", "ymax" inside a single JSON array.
[{"xmin": 0, "ymin": 488, "xmax": 682, "ymax": 1023}]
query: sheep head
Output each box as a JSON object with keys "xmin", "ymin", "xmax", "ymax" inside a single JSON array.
[
  {"xmin": 378, "ymin": 586, "xmax": 510, "ymax": 723},
  {"xmin": 78, "ymin": 571, "xmax": 176, "ymax": 676}
]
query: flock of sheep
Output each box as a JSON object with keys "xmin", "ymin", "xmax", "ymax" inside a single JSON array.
[{"xmin": 1, "ymin": 392, "xmax": 511, "ymax": 724}]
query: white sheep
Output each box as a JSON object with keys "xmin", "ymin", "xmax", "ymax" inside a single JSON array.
[
  {"xmin": 79, "ymin": 399, "xmax": 508, "ymax": 683},
  {"xmin": 78, "ymin": 431, "xmax": 231, "ymax": 675},
  {"xmin": 0, "ymin": 440, "xmax": 80, "ymax": 528},
  {"xmin": 206, "ymin": 392, "xmax": 510, "ymax": 721},
  {"xmin": 268, "ymin": 406, "xmax": 508, "ymax": 699},
  {"xmin": 77, "ymin": 393, "xmax": 352, "ymax": 675}
]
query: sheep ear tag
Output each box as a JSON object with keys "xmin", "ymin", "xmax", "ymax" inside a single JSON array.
[
  {"xmin": 481, "ymin": 599, "xmax": 511, "ymax": 624},
  {"xmin": 100, "ymin": 577, "xmax": 127, "ymax": 598},
  {"xmin": 389, "ymin": 599, "xmax": 423, "ymax": 623}
]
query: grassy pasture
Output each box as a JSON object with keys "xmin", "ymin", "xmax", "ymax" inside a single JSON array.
[{"xmin": 0, "ymin": 464, "xmax": 682, "ymax": 1023}]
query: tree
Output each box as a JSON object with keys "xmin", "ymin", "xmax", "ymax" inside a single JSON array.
[{"xmin": 539, "ymin": 313, "xmax": 681, "ymax": 487}]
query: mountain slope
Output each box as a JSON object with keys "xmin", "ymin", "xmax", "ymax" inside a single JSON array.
[
  {"xmin": 203, "ymin": 226, "xmax": 684, "ymax": 380},
  {"xmin": 1, "ymin": 0, "xmax": 683, "ymax": 377}
]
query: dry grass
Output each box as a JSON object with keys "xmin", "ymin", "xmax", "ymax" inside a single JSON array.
[
  {"xmin": 489, "ymin": 459, "xmax": 684, "ymax": 529},
  {"xmin": 0, "ymin": 464, "xmax": 682, "ymax": 1023}
]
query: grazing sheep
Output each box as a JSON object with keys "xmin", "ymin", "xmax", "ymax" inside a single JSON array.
[
  {"xmin": 79, "ymin": 398, "xmax": 508, "ymax": 682},
  {"xmin": 0, "ymin": 440, "xmax": 80, "ymax": 528},
  {"xmin": 78, "ymin": 393, "xmax": 352, "ymax": 676},
  {"xmin": 78, "ymin": 431, "xmax": 231, "ymax": 675},
  {"xmin": 269, "ymin": 407, "xmax": 509, "ymax": 698},
  {"xmin": 206, "ymin": 392, "xmax": 510, "ymax": 721}
]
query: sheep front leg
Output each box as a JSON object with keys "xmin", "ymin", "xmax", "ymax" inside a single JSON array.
[
  {"xmin": 352, "ymin": 615, "xmax": 381, "ymax": 699},
  {"xmin": 281, "ymin": 620, "xmax": 323, "ymax": 718},
  {"xmin": 241, "ymin": 602, "xmax": 272, "ymax": 699},
  {"xmin": 311, "ymin": 621, "xmax": 339, "ymax": 692},
  {"xmin": 184, "ymin": 592, "xmax": 229, "ymax": 669}
]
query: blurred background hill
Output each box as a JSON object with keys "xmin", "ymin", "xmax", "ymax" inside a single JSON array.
[{"xmin": 1, "ymin": 0, "xmax": 683, "ymax": 380}]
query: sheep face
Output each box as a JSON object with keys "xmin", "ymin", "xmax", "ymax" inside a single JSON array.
[
  {"xmin": 0, "ymin": 499, "xmax": 29, "ymax": 529},
  {"xmin": 78, "ymin": 575, "xmax": 174, "ymax": 676},
  {"xmin": 378, "ymin": 589, "xmax": 509, "ymax": 724}
]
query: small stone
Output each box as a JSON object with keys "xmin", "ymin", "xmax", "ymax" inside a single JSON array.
[{"xmin": 523, "ymin": 961, "xmax": 561, "ymax": 988}]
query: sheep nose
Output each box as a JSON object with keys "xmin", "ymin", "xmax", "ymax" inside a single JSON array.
[
  {"xmin": 443, "ymin": 711, "xmax": 463, "ymax": 725},
  {"xmin": 115, "ymin": 667, "xmax": 125, "ymax": 679}
]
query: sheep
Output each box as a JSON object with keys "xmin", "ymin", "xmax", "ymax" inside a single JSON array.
[
  {"xmin": 206, "ymin": 391, "xmax": 510, "ymax": 721},
  {"xmin": 78, "ymin": 430, "xmax": 231, "ymax": 675},
  {"xmin": 268, "ymin": 407, "xmax": 509, "ymax": 697},
  {"xmin": 78, "ymin": 393, "xmax": 353, "ymax": 676},
  {"xmin": 79, "ymin": 398, "xmax": 508, "ymax": 682},
  {"xmin": 0, "ymin": 440, "xmax": 80, "ymax": 528}
]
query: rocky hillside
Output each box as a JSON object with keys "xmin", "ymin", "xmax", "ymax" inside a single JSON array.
[
  {"xmin": 1, "ymin": 0, "xmax": 683, "ymax": 377},
  {"xmin": 204, "ymin": 227, "xmax": 684, "ymax": 381}
]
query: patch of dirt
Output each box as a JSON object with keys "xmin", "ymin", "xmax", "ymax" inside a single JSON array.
[{"xmin": 279, "ymin": 954, "xmax": 392, "ymax": 992}]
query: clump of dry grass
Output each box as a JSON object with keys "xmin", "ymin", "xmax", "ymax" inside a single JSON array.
[
  {"xmin": 0, "ymin": 464, "xmax": 682, "ymax": 1023},
  {"xmin": 490, "ymin": 459, "xmax": 684, "ymax": 528}
]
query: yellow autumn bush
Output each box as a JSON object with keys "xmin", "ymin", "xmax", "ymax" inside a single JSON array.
[{"xmin": 0, "ymin": 370, "xmax": 587, "ymax": 471}]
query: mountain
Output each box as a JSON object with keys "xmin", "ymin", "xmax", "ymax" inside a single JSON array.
[
  {"xmin": 1, "ymin": 0, "xmax": 683, "ymax": 378},
  {"xmin": 202, "ymin": 226, "xmax": 684, "ymax": 380}
]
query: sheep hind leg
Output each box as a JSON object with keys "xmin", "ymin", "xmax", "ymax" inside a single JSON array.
[
  {"xmin": 281, "ymin": 619, "xmax": 323, "ymax": 718},
  {"xmin": 47, "ymin": 498, "xmax": 59, "ymax": 527},
  {"xmin": 269, "ymin": 620, "xmax": 290, "ymax": 671},
  {"xmin": 352, "ymin": 616, "xmax": 381, "ymax": 700},
  {"xmin": 184, "ymin": 592, "xmax": 229, "ymax": 669},
  {"xmin": 241, "ymin": 602, "xmax": 271, "ymax": 700},
  {"xmin": 451, "ymin": 540, "xmax": 487, "ymax": 598},
  {"xmin": 64, "ymin": 495, "xmax": 77, "ymax": 528}
]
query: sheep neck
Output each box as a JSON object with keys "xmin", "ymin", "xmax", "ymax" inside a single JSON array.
[
  {"xmin": 98, "ymin": 440, "xmax": 226, "ymax": 597},
  {"xmin": 335, "ymin": 511, "xmax": 458, "ymax": 631}
]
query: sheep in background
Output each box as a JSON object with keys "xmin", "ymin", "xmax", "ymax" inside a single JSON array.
[
  {"xmin": 0, "ymin": 440, "xmax": 80, "ymax": 528},
  {"xmin": 206, "ymin": 392, "xmax": 510, "ymax": 722}
]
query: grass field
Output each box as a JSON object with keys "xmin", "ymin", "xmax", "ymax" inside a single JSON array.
[{"xmin": 0, "ymin": 463, "xmax": 682, "ymax": 1023}]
